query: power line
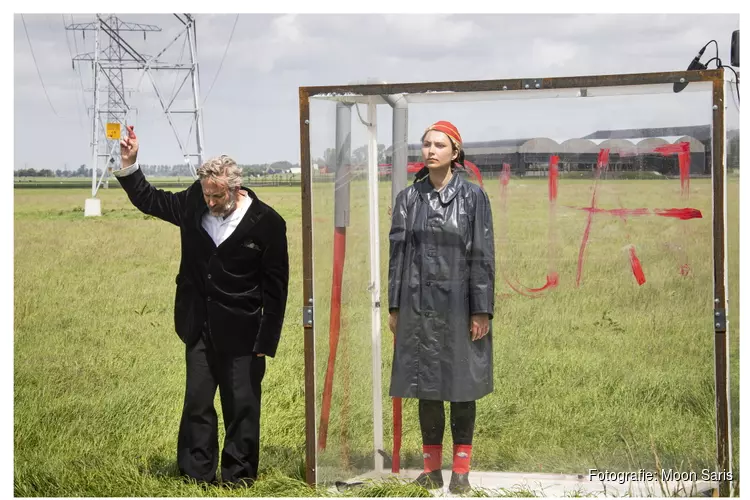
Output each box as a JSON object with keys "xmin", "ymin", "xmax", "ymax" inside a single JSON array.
[
  {"xmin": 202, "ymin": 14, "xmax": 239, "ymax": 105},
  {"xmin": 69, "ymin": 15, "xmax": 88, "ymax": 102},
  {"xmin": 61, "ymin": 15, "xmax": 84, "ymax": 130},
  {"xmin": 21, "ymin": 14, "xmax": 59, "ymax": 117}
]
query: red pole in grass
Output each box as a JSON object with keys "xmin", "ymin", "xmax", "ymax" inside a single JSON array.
[
  {"xmin": 317, "ymin": 103, "xmax": 352, "ymax": 451},
  {"xmin": 392, "ymin": 396, "xmax": 402, "ymax": 473},
  {"xmin": 318, "ymin": 227, "xmax": 347, "ymax": 450},
  {"xmin": 391, "ymin": 333, "xmax": 402, "ymax": 472}
]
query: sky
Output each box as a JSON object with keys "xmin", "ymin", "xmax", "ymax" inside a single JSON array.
[{"xmin": 13, "ymin": 12, "xmax": 740, "ymax": 171}]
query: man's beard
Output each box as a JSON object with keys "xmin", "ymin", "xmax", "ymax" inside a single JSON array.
[{"xmin": 210, "ymin": 191, "xmax": 237, "ymax": 217}]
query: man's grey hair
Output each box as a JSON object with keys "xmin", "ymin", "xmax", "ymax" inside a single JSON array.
[{"xmin": 196, "ymin": 155, "xmax": 242, "ymax": 190}]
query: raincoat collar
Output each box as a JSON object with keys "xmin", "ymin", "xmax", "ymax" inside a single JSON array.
[{"xmin": 417, "ymin": 169, "xmax": 462, "ymax": 205}]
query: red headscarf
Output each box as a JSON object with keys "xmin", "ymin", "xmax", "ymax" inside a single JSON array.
[{"xmin": 423, "ymin": 121, "xmax": 462, "ymax": 150}]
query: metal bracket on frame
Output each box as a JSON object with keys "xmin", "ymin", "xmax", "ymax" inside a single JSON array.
[
  {"xmin": 522, "ymin": 79, "xmax": 543, "ymax": 90},
  {"xmin": 304, "ymin": 305, "xmax": 314, "ymax": 327},
  {"xmin": 714, "ymin": 308, "xmax": 727, "ymax": 332}
]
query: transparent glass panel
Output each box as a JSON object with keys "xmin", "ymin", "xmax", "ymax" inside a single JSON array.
[
  {"xmin": 310, "ymin": 97, "xmax": 394, "ymax": 484},
  {"xmin": 309, "ymin": 80, "xmax": 720, "ymax": 494}
]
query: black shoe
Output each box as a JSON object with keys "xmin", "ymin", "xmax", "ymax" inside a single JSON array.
[
  {"xmin": 449, "ymin": 471, "xmax": 471, "ymax": 494},
  {"xmin": 179, "ymin": 474, "xmax": 218, "ymax": 487},
  {"xmin": 221, "ymin": 477, "xmax": 254, "ymax": 489},
  {"xmin": 413, "ymin": 470, "xmax": 444, "ymax": 489}
]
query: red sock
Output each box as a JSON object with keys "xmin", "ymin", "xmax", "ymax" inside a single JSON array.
[
  {"xmin": 453, "ymin": 444, "xmax": 472, "ymax": 474},
  {"xmin": 422, "ymin": 444, "xmax": 442, "ymax": 473}
]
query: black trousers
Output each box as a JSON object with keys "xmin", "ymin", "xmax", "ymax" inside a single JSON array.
[
  {"xmin": 177, "ymin": 328, "xmax": 266, "ymax": 484},
  {"xmin": 418, "ymin": 399, "xmax": 476, "ymax": 446}
]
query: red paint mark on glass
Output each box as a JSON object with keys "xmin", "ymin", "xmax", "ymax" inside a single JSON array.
[
  {"xmin": 570, "ymin": 207, "xmax": 702, "ymax": 220},
  {"xmin": 654, "ymin": 142, "xmax": 692, "ymax": 272},
  {"xmin": 654, "ymin": 142, "xmax": 691, "ymax": 197},
  {"xmin": 463, "ymin": 160, "xmax": 484, "ymax": 189},
  {"xmin": 549, "ymin": 155, "xmax": 559, "ymax": 202},
  {"xmin": 628, "ymin": 246, "xmax": 646, "ymax": 285},
  {"xmin": 678, "ymin": 151, "xmax": 691, "ymax": 197},
  {"xmin": 505, "ymin": 273, "xmax": 559, "ymax": 298},
  {"xmin": 653, "ymin": 208, "xmax": 702, "ymax": 220},
  {"xmin": 501, "ymin": 163, "xmax": 511, "ymax": 186},
  {"xmin": 575, "ymin": 149, "xmax": 609, "ymax": 288},
  {"xmin": 572, "ymin": 207, "xmax": 651, "ymax": 217},
  {"xmin": 498, "ymin": 158, "xmax": 559, "ymax": 297},
  {"xmin": 653, "ymin": 143, "xmax": 689, "ymax": 155}
]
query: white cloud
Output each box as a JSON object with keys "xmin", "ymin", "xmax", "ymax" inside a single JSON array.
[
  {"xmin": 530, "ymin": 38, "xmax": 581, "ymax": 69},
  {"xmin": 12, "ymin": 12, "xmax": 740, "ymax": 168}
]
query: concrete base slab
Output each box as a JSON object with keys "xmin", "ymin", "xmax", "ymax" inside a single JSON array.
[
  {"xmin": 84, "ymin": 198, "xmax": 101, "ymax": 217},
  {"xmin": 333, "ymin": 468, "xmax": 717, "ymax": 497}
]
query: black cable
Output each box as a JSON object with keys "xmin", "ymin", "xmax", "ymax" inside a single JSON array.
[
  {"xmin": 723, "ymin": 64, "xmax": 740, "ymax": 104},
  {"xmin": 703, "ymin": 40, "xmax": 739, "ymax": 104},
  {"xmin": 707, "ymin": 39, "xmax": 719, "ymax": 62}
]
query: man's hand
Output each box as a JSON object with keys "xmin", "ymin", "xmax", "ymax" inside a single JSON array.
[
  {"xmin": 120, "ymin": 125, "xmax": 139, "ymax": 168},
  {"xmin": 470, "ymin": 314, "xmax": 490, "ymax": 341},
  {"xmin": 388, "ymin": 311, "xmax": 398, "ymax": 335}
]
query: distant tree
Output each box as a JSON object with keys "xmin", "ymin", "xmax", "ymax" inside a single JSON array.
[
  {"xmin": 728, "ymin": 135, "xmax": 739, "ymax": 171},
  {"xmin": 76, "ymin": 164, "xmax": 90, "ymax": 177},
  {"xmin": 352, "ymin": 145, "xmax": 367, "ymax": 165},
  {"xmin": 351, "ymin": 144, "xmax": 387, "ymax": 165},
  {"xmin": 323, "ymin": 148, "xmax": 337, "ymax": 169}
]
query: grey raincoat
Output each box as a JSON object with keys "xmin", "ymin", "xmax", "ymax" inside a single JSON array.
[{"xmin": 388, "ymin": 171, "xmax": 495, "ymax": 402}]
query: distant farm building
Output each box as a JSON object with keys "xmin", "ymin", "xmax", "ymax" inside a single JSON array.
[{"xmin": 384, "ymin": 125, "xmax": 721, "ymax": 177}]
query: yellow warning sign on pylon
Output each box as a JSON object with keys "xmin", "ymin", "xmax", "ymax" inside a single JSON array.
[{"xmin": 106, "ymin": 123, "xmax": 121, "ymax": 140}]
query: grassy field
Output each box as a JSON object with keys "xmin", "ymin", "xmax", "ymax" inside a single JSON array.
[{"xmin": 14, "ymin": 176, "xmax": 739, "ymax": 496}]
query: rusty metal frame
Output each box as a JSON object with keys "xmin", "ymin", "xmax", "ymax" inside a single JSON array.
[
  {"xmin": 299, "ymin": 69, "xmax": 732, "ymax": 491},
  {"xmin": 711, "ymin": 78, "xmax": 732, "ymax": 497}
]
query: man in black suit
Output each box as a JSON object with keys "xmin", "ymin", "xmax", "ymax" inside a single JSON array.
[{"xmin": 115, "ymin": 126, "xmax": 289, "ymax": 486}]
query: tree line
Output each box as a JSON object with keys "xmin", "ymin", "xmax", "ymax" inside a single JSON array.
[
  {"xmin": 14, "ymin": 161, "xmax": 302, "ymax": 178},
  {"xmin": 15, "ymin": 143, "xmax": 393, "ymax": 178}
]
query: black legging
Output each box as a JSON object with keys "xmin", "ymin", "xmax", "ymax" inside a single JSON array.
[{"xmin": 419, "ymin": 399, "xmax": 476, "ymax": 445}]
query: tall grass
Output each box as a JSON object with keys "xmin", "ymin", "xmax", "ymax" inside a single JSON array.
[
  {"xmin": 14, "ymin": 177, "xmax": 738, "ymax": 496},
  {"xmin": 311, "ymin": 178, "xmax": 739, "ymax": 484}
]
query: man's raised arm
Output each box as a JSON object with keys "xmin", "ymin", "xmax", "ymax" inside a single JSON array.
[{"xmin": 115, "ymin": 125, "xmax": 193, "ymax": 227}]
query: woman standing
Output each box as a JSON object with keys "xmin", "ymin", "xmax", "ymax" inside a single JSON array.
[{"xmin": 388, "ymin": 121, "xmax": 495, "ymax": 493}]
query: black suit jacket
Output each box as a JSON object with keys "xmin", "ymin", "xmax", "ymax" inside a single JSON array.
[{"xmin": 117, "ymin": 168, "xmax": 289, "ymax": 357}]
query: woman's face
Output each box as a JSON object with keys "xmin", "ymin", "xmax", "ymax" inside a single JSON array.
[{"xmin": 422, "ymin": 130, "xmax": 458, "ymax": 170}]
